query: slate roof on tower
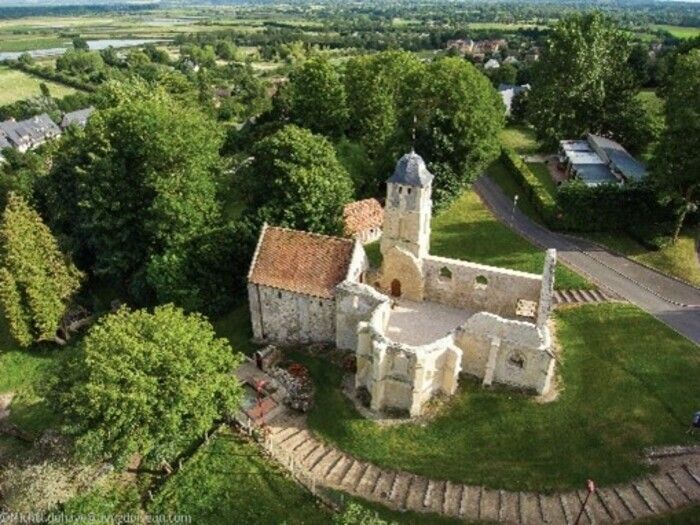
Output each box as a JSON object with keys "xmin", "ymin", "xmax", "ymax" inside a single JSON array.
[
  {"xmin": 248, "ymin": 225, "xmax": 356, "ymax": 299},
  {"xmin": 387, "ymin": 151, "xmax": 434, "ymax": 187}
]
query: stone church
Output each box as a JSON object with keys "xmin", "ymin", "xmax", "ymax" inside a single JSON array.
[{"xmin": 248, "ymin": 151, "xmax": 558, "ymax": 417}]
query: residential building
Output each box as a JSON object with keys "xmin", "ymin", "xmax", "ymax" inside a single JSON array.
[
  {"xmin": 343, "ymin": 198, "xmax": 384, "ymax": 244},
  {"xmin": 498, "ymin": 83, "xmax": 530, "ymax": 116},
  {"xmin": 60, "ymin": 107, "xmax": 94, "ymax": 129}
]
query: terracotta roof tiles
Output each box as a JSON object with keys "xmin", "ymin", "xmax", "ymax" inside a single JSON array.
[
  {"xmin": 248, "ymin": 225, "xmax": 355, "ymax": 299},
  {"xmin": 343, "ymin": 198, "xmax": 384, "ymax": 237}
]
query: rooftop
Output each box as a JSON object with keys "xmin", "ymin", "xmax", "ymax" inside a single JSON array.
[
  {"xmin": 387, "ymin": 151, "xmax": 434, "ymax": 188},
  {"xmin": 248, "ymin": 225, "xmax": 356, "ymax": 299},
  {"xmin": 60, "ymin": 106, "xmax": 94, "ymax": 129},
  {"xmin": 343, "ymin": 198, "xmax": 384, "ymax": 236}
]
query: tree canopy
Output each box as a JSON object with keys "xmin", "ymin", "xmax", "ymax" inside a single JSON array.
[
  {"xmin": 284, "ymin": 55, "xmax": 349, "ymax": 138},
  {"xmin": 528, "ymin": 13, "xmax": 646, "ymax": 149},
  {"xmin": 650, "ymin": 49, "xmax": 700, "ymax": 241},
  {"xmin": 44, "ymin": 80, "xmax": 223, "ymax": 299},
  {"xmin": 0, "ymin": 193, "xmax": 83, "ymax": 347},
  {"xmin": 51, "ymin": 304, "xmax": 243, "ymax": 466},
  {"xmin": 242, "ymin": 125, "xmax": 354, "ymax": 235},
  {"xmin": 416, "ymin": 57, "xmax": 505, "ymax": 203}
]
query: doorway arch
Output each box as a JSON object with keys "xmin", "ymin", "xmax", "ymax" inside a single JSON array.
[{"xmin": 391, "ymin": 279, "xmax": 402, "ymax": 297}]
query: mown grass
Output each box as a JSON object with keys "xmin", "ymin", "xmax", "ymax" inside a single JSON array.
[
  {"xmin": 585, "ymin": 229, "xmax": 700, "ymax": 287},
  {"xmin": 500, "ymin": 125, "xmax": 542, "ymax": 155},
  {"xmin": 431, "ymin": 182, "xmax": 591, "ymax": 289},
  {"xmin": 149, "ymin": 428, "xmax": 330, "ymax": 524},
  {"xmin": 299, "ymin": 303, "xmax": 699, "ymax": 491},
  {"xmin": 0, "ymin": 65, "xmax": 76, "ymax": 105}
]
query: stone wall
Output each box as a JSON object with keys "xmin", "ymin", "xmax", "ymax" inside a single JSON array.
[
  {"xmin": 248, "ymin": 284, "xmax": 336, "ymax": 344},
  {"xmin": 454, "ymin": 312, "xmax": 554, "ymax": 394},
  {"xmin": 374, "ymin": 246, "xmax": 424, "ymax": 301},
  {"xmin": 423, "ymin": 255, "xmax": 542, "ymax": 318},
  {"xmin": 335, "ymin": 281, "xmax": 391, "ymax": 352},
  {"xmin": 356, "ymin": 323, "xmax": 462, "ymax": 417}
]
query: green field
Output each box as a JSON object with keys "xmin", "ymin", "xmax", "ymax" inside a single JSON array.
[
  {"xmin": 651, "ymin": 24, "xmax": 700, "ymax": 39},
  {"xmin": 299, "ymin": 303, "xmax": 699, "ymax": 491},
  {"xmin": 0, "ymin": 66, "xmax": 76, "ymax": 105}
]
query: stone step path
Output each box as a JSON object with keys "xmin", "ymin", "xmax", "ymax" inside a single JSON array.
[
  {"xmin": 263, "ymin": 415, "xmax": 700, "ymax": 524},
  {"xmin": 553, "ymin": 288, "xmax": 623, "ymax": 307}
]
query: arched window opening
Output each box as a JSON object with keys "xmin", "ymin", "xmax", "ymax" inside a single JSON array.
[
  {"xmin": 475, "ymin": 275, "xmax": 489, "ymax": 290},
  {"xmin": 438, "ymin": 266, "xmax": 453, "ymax": 281}
]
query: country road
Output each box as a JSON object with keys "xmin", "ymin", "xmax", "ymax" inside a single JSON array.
[{"xmin": 473, "ymin": 176, "xmax": 700, "ymax": 345}]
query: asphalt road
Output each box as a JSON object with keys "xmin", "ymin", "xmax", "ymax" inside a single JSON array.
[{"xmin": 474, "ymin": 176, "xmax": 700, "ymax": 345}]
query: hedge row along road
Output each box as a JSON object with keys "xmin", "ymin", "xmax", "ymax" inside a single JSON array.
[{"xmin": 473, "ymin": 175, "xmax": 700, "ymax": 345}]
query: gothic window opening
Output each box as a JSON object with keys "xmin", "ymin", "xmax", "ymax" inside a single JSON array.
[{"xmin": 507, "ymin": 352, "xmax": 525, "ymax": 369}]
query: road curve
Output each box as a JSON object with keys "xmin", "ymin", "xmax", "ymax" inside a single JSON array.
[{"xmin": 473, "ymin": 176, "xmax": 700, "ymax": 345}]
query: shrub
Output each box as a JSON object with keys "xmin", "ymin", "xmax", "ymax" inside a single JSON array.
[{"xmin": 500, "ymin": 147, "xmax": 557, "ymax": 224}]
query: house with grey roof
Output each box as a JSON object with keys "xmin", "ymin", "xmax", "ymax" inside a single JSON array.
[
  {"xmin": 558, "ymin": 133, "xmax": 647, "ymax": 187},
  {"xmin": 60, "ymin": 107, "xmax": 94, "ymax": 130},
  {"xmin": 0, "ymin": 113, "xmax": 61, "ymax": 153}
]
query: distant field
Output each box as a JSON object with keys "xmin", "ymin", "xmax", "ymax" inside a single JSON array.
[
  {"xmin": 0, "ymin": 66, "xmax": 76, "ymax": 105},
  {"xmin": 0, "ymin": 35, "xmax": 70, "ymax": 53},
  {"xmin": 651, "ymin": 24, "xmax": 700, "ymax": 39},
  {"xmin": 468, "ymin": 21, "xmax": 545, "ymax": 31}
]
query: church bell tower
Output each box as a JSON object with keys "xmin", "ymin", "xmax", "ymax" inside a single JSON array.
[{"xmin": 380, "ymin": 151, "xmax": 433, "ymax": 259}]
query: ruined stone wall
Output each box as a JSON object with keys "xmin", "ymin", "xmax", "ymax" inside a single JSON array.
[
  {"xmin": 335, "ymin": 281, "xmax": 391, "ymax": 352},
  {"xmin": 423, "ymin": 256, "xmax": 542, "ymax": 318},
  {"xmin": 247, "ymin": 283, "xmax": 335, "ymax": 344},
  {"xmin": 356, "ymin": 324, "xmax": 462, "ymax": 417},
  {"xmin": 454, "ymin": 312, "xmax": 554, "ymax": 395},
  {"xmin": 346, "ymin": 241, "xmax": 370, "ymax": 284}
]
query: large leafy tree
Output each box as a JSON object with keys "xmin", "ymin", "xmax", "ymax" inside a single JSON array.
[
  {"xmin": 416, "ymin": 58, "xmax": 504, "ymax": 203},
  {"xmin": 528, "ymin": 13, "xmax": 644, "ymax": 148},
  {"xmin": 242, "ymin": 125, "xmax": 354, "ymax": 235},
  {"xmin": 283, "ymin": 55, "xmax": 348, "ymax": 137},
  {"xmin": 44, "ymin": 80, "xmax": 222, "ymax": 298},
  {"xmin": 650, "ymin": 49, "xmax": 700, "ymax": 242},
  {"xmin": 51, "ymin": 304, "xmax": 243, "ymax": 466},
  {"xmin": 344, "ymin": 51, "xmax": 425, "ymax": 194},
  {"xmin": 0, "ymin": 193, "xmax": 83, "ymax": 347}
]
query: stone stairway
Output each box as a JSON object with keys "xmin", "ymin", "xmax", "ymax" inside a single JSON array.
[
  {"xmin": 553, "ymin": 289, "xmax": 623, "ymax": 307},
  {"xmin": 263, "ymin": 416, "xmax": 700, "ymax": 524}
]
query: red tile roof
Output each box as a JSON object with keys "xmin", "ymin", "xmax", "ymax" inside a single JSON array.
[
  {"xmin": 343, "ymin": 198, "xmax": 384, "ymax": 237},
  {"xmin": 248, "ymin": 226, "xmax": 355, "ymax": 299}
]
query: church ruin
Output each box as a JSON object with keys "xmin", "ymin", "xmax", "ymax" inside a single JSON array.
[{"xmin": 248, "ymin": 151, "xmax": 557, "ymax": 417}]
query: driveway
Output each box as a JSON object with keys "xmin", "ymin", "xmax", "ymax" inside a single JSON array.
[{"xmin": 474, "ymin": 176, "xmax": 700, "ymax": 344}]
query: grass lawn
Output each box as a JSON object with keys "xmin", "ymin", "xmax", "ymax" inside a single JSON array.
[
  {"xmin": 298, "ymin": 303, "xmax": 699, "ymax": 492},
  {"xmin": 500, "ymin": 125, "xmax": 542, "ymax": 155},
  {"xmin": 149, "ymin": 428, "xmax": 331, "ymax": 524},
  {"xmin": 213, "ymin": 303, "xmax": 255, "ymax": 355},
  {"xmin": 0, "ymin": 66, "xmax": 76, "ymax": 105},
  {"xmin": 431, "ymin": 182, "xmax": 591, "ymax": 289},
  {"xmin": 585, "ymin": 229, "xmax": 700, "ymax": 287}
]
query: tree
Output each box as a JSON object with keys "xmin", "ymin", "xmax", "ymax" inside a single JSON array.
[
  {"xmin": 72, "ymin": 36, "xmax": 89, "ymax": 51},
  {"xmin": 18, "ymin": 52, "xmax": 34, "ymax": 66},
  {"xmin": 528, "ymin": 13, "xmax": 641, "ymax": 147},
  {"xmin": 344, "ymin": 51, "xmax": 425, "ymax": 194},
  {"xmin": 285, "ymin": 55, "xmax": 348, "ymax": 137},
  {"xmin": 51, "ymin": 304, "xmax": 243, "ymax": 466},
  {"xmin": 416, "ymin": 58, "xmax": 504, "ymax": 203},
  {"xmin": 650, "ymin": 49, "xmax": 700, "ymax": 242},
  {"xmin": 56, "ymin": 49, "xmax": 104, "ymax": 78},
  {"xmin": 242, "ymin": 125, "xmax": 354, "ymax": 235},
  {"xmin": 44, "ymin": 80, "xmax": 222, "ymax": 297},
  {"xmin": 0, "ymin": 193, "xmax": 83, "ymax": 347},
  {"xmin": 146, "ymin": 220, "xmax": 257, "ymax": 315}
]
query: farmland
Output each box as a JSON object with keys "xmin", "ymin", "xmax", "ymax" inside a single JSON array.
[{"xmin": 0, "ymin": 65, "xmax": 76, "ymax": 105}]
